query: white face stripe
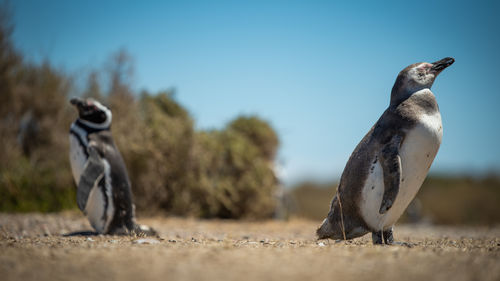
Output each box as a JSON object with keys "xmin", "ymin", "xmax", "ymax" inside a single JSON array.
[
  {"xmin": 417, "ymin": 62, "xmax": 432, "ymax": 69},
  {"xmin": 78, "ymin": 100, "xmax": 113, "ymax": 129}
]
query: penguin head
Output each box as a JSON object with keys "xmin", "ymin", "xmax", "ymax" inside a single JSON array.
[
  {"xmin": 391, "ymin": 57, "xmax": 454, "ymax": 105},
  {"xmin": 70, "ymin": 98, "xmax": 112, "ymax": 129}
]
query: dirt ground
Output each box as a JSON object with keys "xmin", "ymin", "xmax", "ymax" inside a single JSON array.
[{"xmin": 0, "ymin": 213, "xmax": 499, "ymax": 281}]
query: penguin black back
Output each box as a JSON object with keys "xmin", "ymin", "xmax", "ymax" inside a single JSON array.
[{"xmin": 88, "ymin": 130, "xmax": 136, "ymax": 233}]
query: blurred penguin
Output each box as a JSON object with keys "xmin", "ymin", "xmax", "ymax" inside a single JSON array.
[{"xmin": 69, "ymin": 97, "xmax": 155, "ymax": 236}]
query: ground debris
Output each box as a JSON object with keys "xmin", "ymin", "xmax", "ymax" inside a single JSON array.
[
  {"xmin": 132, "ymin": 238, "xmax": 160, "ymax": 245},
  {"xmin": 1, "ymin": 214, "xmax": 499, "ymax": 281}
]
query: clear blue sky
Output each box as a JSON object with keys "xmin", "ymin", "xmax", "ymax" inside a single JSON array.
[{"xmin": 12, "ymin": 0, "xmax": 500, "ymax": 185}]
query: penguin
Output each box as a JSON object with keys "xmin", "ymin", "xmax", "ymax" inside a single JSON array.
[
  {"xmin": 69, "ymin": 97, "xmax": 155, "ymax": 236},
  {"xmin": 316, "ymin": 57, "xmax": 454, "ymax": 244}
]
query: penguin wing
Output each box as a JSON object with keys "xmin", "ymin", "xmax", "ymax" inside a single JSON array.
[
  {"xmin": 379, "ymin": 134, "xmax": 402, "ymax": 214},
  {"xmin": 77, "ymin": 146, "xmax": 105, "ymax": 212}
]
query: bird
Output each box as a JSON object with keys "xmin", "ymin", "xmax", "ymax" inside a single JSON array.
[
  {"xmin": 69, "ymin": 97, "xmax": 155, "ymax": 236},
  {"xmin": 316, "ymin": 57, "xmax": 454, "ymax": 244}
]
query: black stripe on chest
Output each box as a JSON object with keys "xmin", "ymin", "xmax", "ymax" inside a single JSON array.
[
  {"xmin": 69, "ymin": 132, "xmax": 89, "ymax": 158},
  {"xmin": 69, "ymin": 120, "xmax": 110, "ymax": 157}
]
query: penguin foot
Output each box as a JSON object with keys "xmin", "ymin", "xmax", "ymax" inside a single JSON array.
[
  {"xmin": 106, "ymin": 224, "xmax": 157, "ymax": 236},
  {"xmin": 383, "ymin": 228, "xmax": 394, "ymax": 244},
  {"xmin": 371, "ymin": 228, "xmax": 394, "ymax": 245},
  {"xmin": 133, "ymin": 224, "xmax": 158, "ymax": 237},
  {"xmin": 372, "ymin": 231, "xmax": 383, "ymax": 244},
  {"xmin": 371, "ymin": 229, "xmax": 414, "ymax": 247}
]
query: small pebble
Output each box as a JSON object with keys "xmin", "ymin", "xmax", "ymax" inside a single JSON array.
[{"xmin": 133, "ymin": 238, "xmax": 160, "ymax": 245}]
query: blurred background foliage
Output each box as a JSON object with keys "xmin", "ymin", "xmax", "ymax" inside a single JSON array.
[
  {"xmin": 1, "ymin": 6, "xmax": 499, "ymax": 225},
  {"xmin": 289, "ymin": 175, "xmax": 500, "ymax": 226},
  {"xmin": 0, "ymin": 9, "xmax": 280, "ymax": 219}
]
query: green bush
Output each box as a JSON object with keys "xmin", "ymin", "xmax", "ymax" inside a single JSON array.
[
  {"xmin": 182, "ymin": 126, "xmax": 278, "ymax": 218},
  {"xmin": 0, "ymin": 157, "xmax": 75, "ymax": 212}
]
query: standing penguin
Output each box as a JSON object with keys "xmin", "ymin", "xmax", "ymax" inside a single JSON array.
[
  {"xmin": 316, "ymin": 57, "xmax": 454, "ymax": 244},
  {"xmin": 69, "ymin": 98, "xmax": 155, "ymax": 235}
]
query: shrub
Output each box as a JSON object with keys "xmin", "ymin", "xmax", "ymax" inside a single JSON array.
[{"xmin": 0, "ymin": 13, "xmax": 281, "ymax": 218}]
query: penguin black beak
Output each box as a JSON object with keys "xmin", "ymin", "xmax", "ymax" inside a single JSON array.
[
  {"xmin": 70, "ymin": 98, "xmax": 84, "ymax": 107},
  {"xmin": 70, "ymin": 98, "xmax": 91, "ymax": 117},
  {"xmin": 431, "ymin": 57, "xmax": 455, "ymax": 74},
  {"xmin": 70, "ymin": 98, "xmax": 90, "ymax": 113}
]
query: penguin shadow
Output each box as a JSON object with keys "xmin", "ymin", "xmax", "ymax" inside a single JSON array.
[
  {"xmin": 316, "ymin": 238, "xmax": 415, "ymax": 248},
  {"xmin": 62, "ymin": 230, "xmax": 100, "ymax": 237},
  {"xmin": 62, "ymin": 225, "xmax": 158, "ymax": 237}
]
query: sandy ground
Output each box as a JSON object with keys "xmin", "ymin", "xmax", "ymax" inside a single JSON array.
[{"xmin": 0, "ymin": 213, "xmax": 499, "ymax": 281}]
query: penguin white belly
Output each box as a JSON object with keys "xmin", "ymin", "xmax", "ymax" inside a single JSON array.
[
  {"xmin": 360, "ymin": 112, "xmax": 442, "ymax": 230},
  {"xmin": 69, "ymin": 134, "xmax": 115, "ymax": 233},
  {"xmin": 69, "ymin": 134, "xmax": 87, "ymax": 183},
  {"xmin": 84, "ymin": 159, "xmax": 114, "ymax": 233}
]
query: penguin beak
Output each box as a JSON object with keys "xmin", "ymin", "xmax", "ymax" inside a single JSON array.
[
  {"xmin": 430, "ymin": 57, "xmax": 455, "ymax": 74},
  {"xmin": 70, "ymin": 98, "xmax": 92, "ymax": 116},
  {"xmin": 70, "ymin": 98, "xmax": 85, "ymax": 108}
]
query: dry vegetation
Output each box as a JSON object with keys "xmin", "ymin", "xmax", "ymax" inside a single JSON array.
[
  {"xmin": 1, "ymin": 213, "xmax": 499, "ymax": 281},
  {"xmin": 0, "ymin": 7, "xmax": 280, "ymax": 219},
  {"xmin": 289, "ymin": 175, "xmax": 500, "ymax": 225}
]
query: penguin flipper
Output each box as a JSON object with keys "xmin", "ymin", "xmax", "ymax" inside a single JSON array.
[
  {"xmin": 379, "ymin": 134, "xmax": 402, "ymax": 214},
  {"xmin": 77, "ymin": 146, "xmax": 105, "ymax": 212}
]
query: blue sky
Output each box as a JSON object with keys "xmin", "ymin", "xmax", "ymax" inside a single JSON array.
[{"xmin": 12, "ymin": 0, "xmax": 500, "ymax": 185}]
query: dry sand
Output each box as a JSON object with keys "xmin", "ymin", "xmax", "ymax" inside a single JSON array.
[{"xmin": 1, "ymin": 213, "xmax": 499, "ymax": 281}]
